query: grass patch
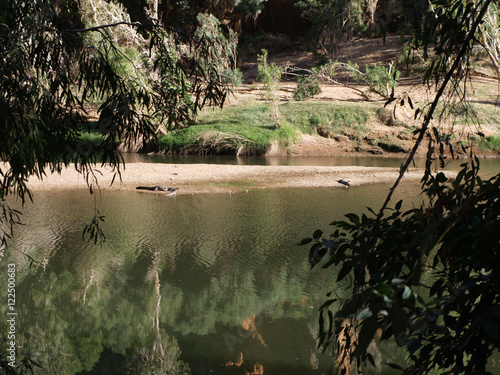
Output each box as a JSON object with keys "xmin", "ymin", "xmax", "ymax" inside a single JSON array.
[
  {"xmin": 433, "ymin": 99, "xmax": 500, "ymax": 127},
  {"xmin": 158, "ymin": 126, "xmax": 202, "ymax": 152},
  {"xmin": 478, "ymin": 135, "xmax": 500, "ymax": 153},
  {"xmin": 458, "ymin": 134, "xmax": 500, "ymax": 154},
  {"xmin": 77, "ymin": 130, "xmax": 105, "ymax": 144},
  {"xmin": 472, "ymin": 103, "xmax": 500, "ymax": 127},
  {"xmin": 282, "ymin": 101, "xmax": 374, "ymax": 138},
  {"xmin": 157, "ymin": 100, "xmax": 377, "ymax": 154}
]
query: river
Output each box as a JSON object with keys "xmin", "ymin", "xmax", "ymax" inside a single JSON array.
[{"xmin": 0, "ymin": 155, "xmax": 498, "ymax": 374}]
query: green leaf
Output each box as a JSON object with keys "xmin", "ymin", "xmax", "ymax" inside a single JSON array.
[
  {"xmin": 356, "ymin": 308, "xmax": 373, "ymax": 320},
  {"xmin": 308, "ymin": 243, "xmax": 326, "ymax": 268},
  {"xmin": 374, "ymin": 283, "xmax": 393, "ymax": 296},
  {"xmin": 384, "ymin": 97, "xmax": 397, "ymax": 107},
  {"xmin": 436, "ymin": 172, "xmax": 447, "ymax": 183},
  {"xmin": 319, "ymin": 299, "xmax": 338, "ymax": 310},
  {"xmin": 361, "ymin": 213, "xmax": 368, "ymax": 224},
  {"xmin": 327, "ymin": 310, "xmax": 334, "ymax": 341},
  {"xmin": 335, "ymin": 298, "xmax": 364, "ymax": 319},
  {"xmin": 395, "ymin": 199, "xmax": 403, "ymax": 211},
  {"xmin": 366, "ymin": 352, "xmax": 376, "ymax": 367},
  {"xmin": 384, "ymin": 363, "xmax": 403, "ymax": 370},
  {"xmin": 432, "ymin": 127, "xmax": 440, "ymax": 142},
  {"xmin": 455, "ymin": 167, "xmax": 466, "ymax": 186},
  {"xmin": 389, "ymin": 303, "xmax": 409, "ymax": 339},
  {"xmin": 318, "ymin": 310, "xmax": 325, "ymax": 349},
  {"xmin": 402, "ymin": 286, "xmax": 412, "ymax": 300},
  {"xmin": 337, "ymin": 262, "xmax": 352, "ymax": 281},
  {"xmin": 408, "ymin": 96, "xmax": 414, "ymax": 109}
]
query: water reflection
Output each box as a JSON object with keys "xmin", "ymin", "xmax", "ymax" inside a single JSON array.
[
  {"xmin": 122, "ymin": 152, "xmax": 408, "ymax": 167},
  {"xmin": 0, "ymin": 182, "xmax": 435, "ymax": 374},
  {"xmin": 122, "ymin": 152, "xmax": 500, "ymax": 174}
]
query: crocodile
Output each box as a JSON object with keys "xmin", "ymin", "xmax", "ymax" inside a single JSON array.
[{"xmin": 136, "ymin": 185, "xmax": 179, "ymax": 193}]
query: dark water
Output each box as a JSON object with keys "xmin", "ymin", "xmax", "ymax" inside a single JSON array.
[{"xmin": 0, "ymin": 156, "xmax": 498, "ymax": 374}]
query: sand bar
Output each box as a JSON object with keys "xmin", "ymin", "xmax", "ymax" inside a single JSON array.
[{"xmin": 22, "ymin": 163, "xmax": 434, "ymax": 194}]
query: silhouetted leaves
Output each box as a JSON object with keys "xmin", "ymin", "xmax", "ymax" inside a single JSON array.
[
  {"xmin": 82, "ymin": 211, "xmax": 106, "ymax": 245},
  {"xmin": 305, "ymin": 158, "xmax": 500, "ymax": 374}
]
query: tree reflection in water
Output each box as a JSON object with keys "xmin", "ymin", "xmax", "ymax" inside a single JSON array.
[{"xmin": 0, "ymin": 184, "xmax": 426, "ymax": 373}]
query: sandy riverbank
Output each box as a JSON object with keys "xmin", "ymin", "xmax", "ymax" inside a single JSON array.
[{"xmin": 24, "ymin": 162, "xmax": 435, "ymax": 195}]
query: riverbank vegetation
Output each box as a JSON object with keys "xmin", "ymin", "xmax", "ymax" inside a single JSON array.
[
  {"xmin": 157, "ymin": 100, "xmax": 375, "ymax": 154},
  {"xmin": 60, "ymin": 0, "xmax": 500, "ymax": 157},
  {"xmin": 81, "ymin": 93, "xmax": 500, "ymax": 156},
  {"xmin": 154, "ymin": 93, "xmax": 500, "ymax": 155}
]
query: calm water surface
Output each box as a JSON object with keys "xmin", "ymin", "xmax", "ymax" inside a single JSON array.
[
  {"xmin": 124, "ymin": 153, "xmax": 500, "ymax": 178},
  {"xmin": 1, "ymin": 155, "xmax": 498, "ymax": 374}
]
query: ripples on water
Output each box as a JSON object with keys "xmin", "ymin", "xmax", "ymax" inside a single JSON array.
[{"xmin": 1, "ymin": 155, "xmax": 498, "ymax": 374}]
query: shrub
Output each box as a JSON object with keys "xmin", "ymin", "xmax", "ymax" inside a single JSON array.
[
  {"xmin": 193, "ymin": 13, "xmax": 241, "ymax": 87},
  {"xmin": 351, "ymin": 63, "xmax": 400, "ymax": 98},
  {"xmin": 293, "ymin": 74, "xmax": 322, "ymax": 101}
]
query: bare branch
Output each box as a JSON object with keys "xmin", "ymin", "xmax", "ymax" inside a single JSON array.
[{"xmin": 374, "ymin": 0, "xmax": 493, "ymax": 228}]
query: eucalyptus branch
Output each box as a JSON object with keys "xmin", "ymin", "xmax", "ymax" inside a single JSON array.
[
  {"xmin": 62, "ymin": 21, "xmax": 143, "ymax": 33},
  {"xmin": 316, "ymin": 73, "xmax": 370, "ymax": 100},
  {"xmin": 48, "ymin": 20, "xmax": 187, "ymax": 38}
]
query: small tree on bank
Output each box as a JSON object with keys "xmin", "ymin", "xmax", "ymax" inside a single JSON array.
[{"xmin": 257, "ymin": 49, "xmax": 284, "ymax": 127}]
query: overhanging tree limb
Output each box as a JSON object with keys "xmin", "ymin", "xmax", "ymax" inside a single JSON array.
[{"xmin": 373, "ymin": 0, "xmax": 493, "ymax": 226}]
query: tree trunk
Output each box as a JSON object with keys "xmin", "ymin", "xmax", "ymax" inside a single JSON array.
[{"xmin": 366, "ymin": 0, "xmax": 379, "ymax": 28}]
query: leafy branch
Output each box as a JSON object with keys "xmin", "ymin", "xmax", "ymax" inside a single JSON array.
[
  {"xmin": 305, "ymin": 1, "xmax": 499, "ymax": 374},
  {"xmin": 286, "ymin": 60, "xmax": 400, "ymax": 101},
  {"xmin": 0, "ymin": 0, "xmax": 237, "ymax": 250}
]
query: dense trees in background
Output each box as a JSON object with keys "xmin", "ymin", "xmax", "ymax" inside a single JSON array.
[
  {"xmin": 107, "ymin": 0, "xmax": 500, "ymax": 74},
  {"xmin": 113, "ymin": 0, "xmax": 431, "ymax": 54},
  {"xmin": 478, "ymin": 1, "xmax": 500, "ymax": 76}
]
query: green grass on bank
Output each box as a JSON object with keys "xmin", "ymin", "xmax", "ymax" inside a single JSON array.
[
  {"xmin": 78, "ymin": 96, "xmax": 500, "ymax": 155},
  {"xmin": 476, "ymin": 135, "xmax": 500, "ymax": 153},
  {"xmin": 78, "ymin": 130, "xmax": 105, "ymax": 144},
  {"xmin": 432, "ymin": 98, "xmax": 500, "ymax": 153},
  {"xmin": 158, "ymin": 100, "xmax": 378, "ymax": 155}
]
